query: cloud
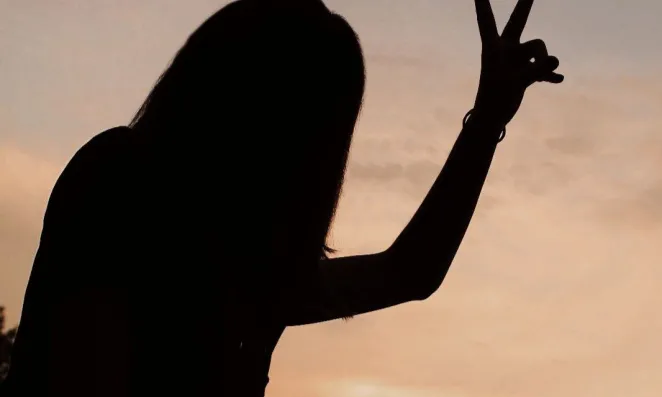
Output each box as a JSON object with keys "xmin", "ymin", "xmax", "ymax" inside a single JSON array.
[{"xmin": 343, "ymin": 55, "xmax": 662, "ymax": 228}]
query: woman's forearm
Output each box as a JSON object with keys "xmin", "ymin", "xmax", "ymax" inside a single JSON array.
[{"xmin": 387, "ymin": 110, "xmax": 503, "ymax": 299}]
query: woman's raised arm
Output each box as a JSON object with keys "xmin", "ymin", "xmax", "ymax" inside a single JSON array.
[{"xmin": 280, "ymin": 0, "xmax": 564, "ymax": 326}]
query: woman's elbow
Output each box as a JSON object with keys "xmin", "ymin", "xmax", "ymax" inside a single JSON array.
[
  {"xmin": 392, "ymin": 256, "xmax": 447, "ymax": 302},
  {"xmin": 383, "ymin": 246, "xmax": 451, "ymax": 302},
  {"xmin": 411, "ymin": 272, "xmax": 445, "ymax": 301}
]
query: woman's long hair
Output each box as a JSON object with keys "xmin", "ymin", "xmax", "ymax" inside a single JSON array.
[{"xmin": 128, "ymin": 0, "xmax": 365, "ymax": 295}]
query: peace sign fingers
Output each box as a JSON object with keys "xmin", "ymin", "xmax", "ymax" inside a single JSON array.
[
  {"xmin": 471, "ymin": 0, "xmax": 564, "ymax": 129},
  {"xmin": 474, "ymin": 0, "xmax": 499, "ymax": 47},
  {"xmin": 502, "ymin": 0, "xmax": 535, "ymax": 42}
]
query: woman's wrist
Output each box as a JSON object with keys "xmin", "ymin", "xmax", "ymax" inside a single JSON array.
[{"xmin": 463, "ymin": 107, "xmax": 507, "ymax": 142}]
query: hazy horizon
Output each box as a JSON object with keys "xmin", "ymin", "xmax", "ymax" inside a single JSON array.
[{"xmin": 2, "ymin": 1, "xmax": 662, "ymax": 396}]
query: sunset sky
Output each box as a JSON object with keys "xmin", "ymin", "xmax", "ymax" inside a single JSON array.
[{"xmin": 2, "ymin": 1, "xmax": 662, "ymax": 396}]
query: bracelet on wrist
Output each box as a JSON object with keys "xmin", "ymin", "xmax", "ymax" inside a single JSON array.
[{"xmin": 463, "ymin": 109, "xmax": 506, "ymax": 143}]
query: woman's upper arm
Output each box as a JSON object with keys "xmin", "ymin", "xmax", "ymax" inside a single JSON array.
[
  {"xmin": 46, "ymin": 130, "xmax": 131, "ymax": 392},
  {"xmin": 282, "ymin": 250, "xmax": 423, "ymax": 326},
  {"xmin": 47, "ymin": 287, "xmax": 130, "ymax": 396},
  {"xmin": 10, "ymin": 128, "xmax": 132, "ymax": 394}
]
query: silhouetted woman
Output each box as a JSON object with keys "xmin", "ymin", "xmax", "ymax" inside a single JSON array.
[{"xmin": 4, "ymin": 0, "xmax": 562, "ymax": 396}]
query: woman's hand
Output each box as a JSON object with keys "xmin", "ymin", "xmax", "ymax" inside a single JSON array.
[{"xmin": 473, "ymin": 0, "xmax": 563, "ymax": 128}]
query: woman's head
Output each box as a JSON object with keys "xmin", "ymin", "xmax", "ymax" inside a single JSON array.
[{"xmin": 130, "ymin": 0, "xmax": 365, "ymax": 270}]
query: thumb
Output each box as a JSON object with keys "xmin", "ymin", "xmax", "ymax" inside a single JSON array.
[{"xmin": 526, "ymin": 56, "xmax": 563, "ymax": 85}]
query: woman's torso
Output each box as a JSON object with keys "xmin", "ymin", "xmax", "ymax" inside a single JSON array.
[{"xmin": 5, "ymin": 126, "xmax": 284, "ymax": 396}]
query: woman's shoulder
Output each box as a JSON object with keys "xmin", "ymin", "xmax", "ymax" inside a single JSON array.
[
  {"xmin": 71, "ymin": 126, "xmax": 135, "ymax": 167},
  {"xmin": 62, "ymin": 126, "xmax": 135, "ymax": 177},
  {"xmin": 47, "ymin": 126, "xmax": 137, "ymax": 211}
]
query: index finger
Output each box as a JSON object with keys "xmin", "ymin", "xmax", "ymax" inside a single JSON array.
[
  {"xmin": 502, "ymin": 0, "xmax": 535, "ymax": 42},
  {"xmin": 474, "ymin": 0, "xmax": 499, "ymax": 47}
]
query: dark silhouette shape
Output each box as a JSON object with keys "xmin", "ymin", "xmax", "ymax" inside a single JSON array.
[
  {"xmin": 0, "ymin": 306, "xmax": 9, "ymax": 378},
  {"xmin": 5, "ymin": 329, "xmax": 17, "ymax": 346},
  {"xmin": 3, "ymin": 0, "xmax": 562, "ymax": 396},
  {"xmin": 0, "ymin": 307, "xmax": 5, "ymax": 335},
  {"xmin": 0, "ymin": 307, "xmax": 18, "ymax": 383}
]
